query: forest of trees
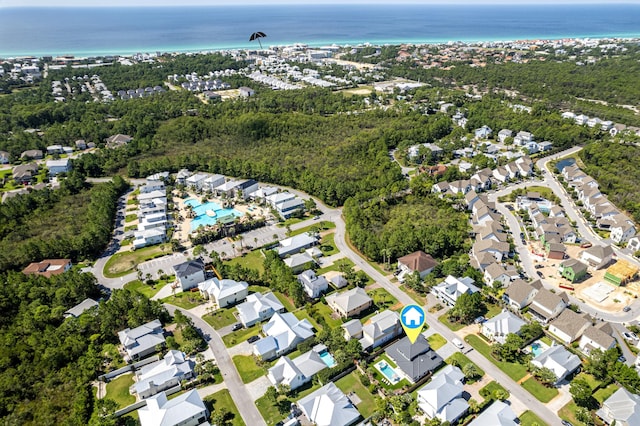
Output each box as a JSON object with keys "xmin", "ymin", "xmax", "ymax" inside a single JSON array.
[
  {"xmin": 0, "ymin": 175, "xmax": 129, "ymax": 272},
  {"xmin": 580, "ymin": 141, "xmax": 640, "ymax": 223},
  {"xmin": 0, "ymin": 271, "xmax": 169, "ymax": 425}
]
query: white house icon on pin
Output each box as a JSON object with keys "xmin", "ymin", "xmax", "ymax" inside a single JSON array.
[{"xmin": 402, "ymin": 306, "xmax": 424, "ymax": 328}]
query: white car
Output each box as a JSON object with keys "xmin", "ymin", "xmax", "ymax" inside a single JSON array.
[
  {"xmin": 452, "ymin": 338, "xmax": 464, "ymax": 349},
  {"xmin": 623, "ymin": 332, "xmax": 638, "ymax": 341}
]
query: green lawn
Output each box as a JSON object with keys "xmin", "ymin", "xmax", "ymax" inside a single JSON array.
[
  {"xmin": 222, "ymin": 325, "xmax": 261, "ymax": 347},
  {"xmin": 125, "ymin": 213, "xmax": 137, "ymax": 223},
  {"xmin": 480, "ymin": 381, "xmax": 509, "ymax": 401},
  {"xmin": 399, "ymin": 284, "xmax": 427, "ymax": 305},
  {"xmin": 274, "ymin": 292, "xmax": 296, "ymax": 312},
  {"xmin": 225, "ymin": 249, "xmax": 265, "ymax": 274},
  {"xmin": 574, "ymin": 372, "xmax": 602, "ymax": 391},
  {"xmin": 161, "ymin": 292, "xmax": 205, "ymax": 310},
  {"xmin": 278, "ymin": 217, "xmax": 306, "ymax": 228},
  {"xmin": 521, "ymin": 377, "xmax": 559, "ymax": 403},
  {"xmin": 558, "ymin": 400, "xmax": 580, "ymax": 426},
  {"xmin": 124, "ymin": 277, "xmax": 172, "ymax": 299},
  {"xmin": 105, "ymin": 373, "xmax": 135, "ymax": 408},
  {"xmin": 312, "ymin": 302, "xmax": 343, "ymax": 328},
  {"xmin": 248, "ymin": 285, "xmax": 270, "ymax": 293},
  {"xmin": 368, "ymin": 287, "xmax": 400, "ymax": 311},
  {"xmin": 335, "ymin": 372, "xmax": 377, "ymax": 417},
  {"xmin": 232, "ymin": 355, "xmax": 265, "ymax": 384},
  {"xmin": 594, "ymin": 383, "xmax": 619, "ymax": 404},
  {"xmin": 204, "ymin": 389, "xmax": 244, "ymax": 426},
  {"xmin": 317, "ymin": 258, "xmax": 355, "ymax": 275},
  {"xmin": 427, "ymin": 333, "xmax": 447, "ymax": 350},
  {"xmin": 446, "ymin": 352, "xmax": 485, "ymax": 381},
  {"xmin": 438, "ymin": 313, "xmax": 466, "ymax": 332},
  {"xmin": 519, "ymin": 410, "xmax": 549, "ymax": 426},
  {"xmin": 103, "ymin": 244, "xmax": 172, "ymax": 278},
  {"xmin": 289, "ymin": 221, "xmax": 335, "ymax": 237},
  {"xmin": 203, "ymin": 308, "xmax": 238, "ymax": 330},
  {"xmin": 465, "ymin": 334, "xmax": 528, "ymax": 381},
  {"xmin": 255, "ymin": 395, "xmax": 283, "ymax": 426},
  {"xmin": 319, "ymin": 232, "xmax": 339, "ymax": 256},
  {"xmin": 485, "ymin": 303, "xmax": 503, "ymax": 319}
]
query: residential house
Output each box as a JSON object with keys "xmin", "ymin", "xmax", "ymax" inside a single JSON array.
[
  {"xmin": 560, "ymin": 258, "xmax": 589, "ymax": 283},
  {"xmin": 326, "ymin": 287, "xmax": 373, "ymax": 318},
  {"xmin": 203, "ymin": 174, "xmax": 225, "ymax": 192},
  {"xmin": 235, "ymin": 179, "xmax": 259, "ymax": 200},
  {"xmin": 472, "ymin": 205, "xmax": 500, "ymax": 226},
  {"xmin": 239, "ymin": 86, "xmax": 255, "ymax": 97},
  {"xmin": 575, "ymin": 114, "xmax": 589, "ymax": 125},
  {"xmin": 139, "ymin": 181, "xmax": 165, "ymax": 194},
  {"xmin": 118, "ymin": 319, "xmax": 165, "ymax": 362},
  {"xmin": 548, "ymin": 310, "xmax": 592, "ymax": 344},
  {"xmin": 472, "ymin": 252, "xmax": 497, "ymax": 272},
  {"xmin": 297, "ymin": 269, "xmax": 329, "ymax": 299},
  {"xmin": 172, "ymin": 259, "xmax": 205, "ymax": 291},
  {"xmin": 253, "ymin": 312, "xmax": 314, "ymax": 360},
  {"xmin": 341, "ymin": 319, "xmax": 363, "ymax": 341},
  {"xmin": 530, "ymin": 345, "xmax": 581, "ymax": 384},
  {"xmin": 596, "ymin": 387, "xmax": 640, "ymax": 426},
  {"xmin": 22, "ymin": 258, "xmax": 72, "ymax": 278},
  {"xmin": 503, "ymin": 279, "xmax": 542, "ymax": 310},
  {"xmin": 474, "ymin": 221, "xmax": 507, "ymax": 243},
  {"xmin": 475, "ymin": 125, "xmax": 492, "ymax": 139},
  {"xmin": 175, "ymin": 169, "xmax": 192, "ymax": 185},
  {"xmin": 197, "ymin": 277, "xmax": 248, "ymax": 308},
  {"xmin": 267, "ymin": 350, "xmax": 326, "ymax": 391},
  {"xmin": 277, "ymin": 197, "xmax": 306, "ymax": 219},
  {"xmin": 284, "ymin": 252, "xmax": 316, "ymax": 273},
  {"xmin": 431, "ymin": 275, "xmax": 479, "ymax": 307},
  {"xmin": 20, "ymin": 149, "xmax": 43, "ymax": 160},
  {"xmin": 515, "ymin": 156, "xmax": 534, "ymax": 177},
  {"xmin": 214, "ymin": 179, "xmax": 241, "ymax": 198},
  {"xmin": 277, "ymin": 234, "xmax": 319, "ymax": 258},
  {"xmin": 75, "ymin": 139, "xmax": 87, "ymax": 150},
  {"xmin": 266, "ymin": 192, "xmax": 296, "ymax": 209},
  {"xmin": 484, "ymin": 263, "xmax": 511, "ymax": 287},
  {"xmin": 627, "ymin": 236, "xmax": 640, "ymax": 252},
  {"xmin": 579, "ymin": 322, "xmax": 616, "ymax": 355},
  {"xmin": 396, "ymin": 250, "xmax": 438, "ymax": 282},
  {"xmin": 298, "ymin": 382, "xmax": 361, "ymax": 426},
  {"xmin": 481, "ymin": 310, "xmax": 526, "ymax": 344},
  {"xmin": 497, "ymin": 129, "xmax": 513, "ymax": 143},
  {"xmin": 385, "ymin": 335, "xmax": 443, "ymax": 383},
  {"xmin": 539, "ymin": 141, "xmax": 553, "ymax": 151},
  {"xmin": 13, "ymin": 163, "xmax": 38, "ymax": 184},
  {"xmin": 492, "ymin": 166, "xmax": 510, "ymax": 183},
  {"xmin": 611, "ymin": 216, "xmax": 637, "ymax": 244},
  {"xmin": 465, "ymin": 190, "xmax": 480, "ymax": 211},
  {"xmin": 0, "ymin": 151, "xmax": 10, "ymax": 164},
  {"xmin": 468, "ymin": 401, "xmax": 517, "ymax": 426},
  {"xmin": 185, "ymin": 173, "xmax": 208, "ymax": 191},
  {"xmin": 472, "ymin": 239, "xmax": 510, "ymax": 263},
  {"xmin": 138, "ymin": 390, "xmax": 208, "ymax": 426},
  {"xmin": 330, "ymin": 274, "xmax": 348, "ymax": 289},
  {"xmin": 132, "ymin": 350, "xmax": 195, "ymax": 399},
  {"xmin": 133, "ymin": 229, "xmax": 166, "ymax": 249},
  {"xmin": 546, "ymin": 242, "xmax": 567, "ymax": 260},
  {"xmin": 64, "ymin": 298, "xmax": 99, "ymax": 318},
  {"xmin": 470, "ymin": 168, "xmax": 493, "ymax": 191},
  {"xmin": 236, "ymin": 292, "xmax": 284, "ymax": 327},
  {"xmin": 417, "ymin": 365, "xmax": 468, "ymax": 424},
  {"xmin": 250, "ymin": 186, "xmax": 278, "ymax": 203},
  {"xmin": 359, "ymin": 310, "xmax": 403, "ymax": 350},
  {"xmin": 514, "ymin": 131, "xmax": 534, "ymax": 146},
  {"xmin": 46, "ymin": 144, "xmax": 63, "ymax": 155},
  {"xmin": 529, "ymin": 288, "xmax": 568, "ymax": 323},
  {"xmin": 105, "ymin": 133, "xmax": 132, "ymax": 149},
  {"xmin": 581, "ymin": 245, "xmax": 614, "ymax": 269}
]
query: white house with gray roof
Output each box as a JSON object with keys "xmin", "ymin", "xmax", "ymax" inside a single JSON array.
[
  {"xmin": 253, "ymin": 312, "xmax": 314, "ymax": 361},
  {"xmin": 132, "ymin": 350, "xmax": 194, "ymax": 399},
  {"xmin": 267, "ymin": 349, "xmax": 327, "ymax": 390},
  {"xmin": 277, "ymin": 234, "xmax": 319, "ymax": 258},
  {"xmin": 138, "ymin": 389, "xmax": 208, "ymax": 426},
  {"xmin": 503, "ymin": 279, "xmax": 542, "ymax": 310},
  {"xmin": 597, "ymin": 387, "xmax": 640, "ymax": 426},
  {"xmin": 468, "ymin": 401, "xmax": 517, "ymax": 426},
  {"xmin": 197, "ymin": 277, "xmax": 248, "ymax": 308},
  {"xmin": 529, "ymin": 288, "xmax": 568, "ymax": 324},
  {"xmin": 298, "ymin": 382, "xmax": 361, "ymax": 426},
  {"xmin": 481, "ymin": 310, "xmax": 526, "ymax": 344},
  {"xmin": 236, "ymin": 292, "xmax": 284, "ymax": 327},
  {"xmin": 417, "ymin": 365, "xmax": 468, "ymax": 424},
  {"xmin": 118, "ymin": 319, "xmax": 165, "ymax": 362},
  {"xmin": 359, "ymin": 310, "xmax": 402, "ymax": 350},
  {"xmin": 531, "ymin": 345, "xmax": 581, "ymax": 384},
  {"xmin": 579, "ymin": 322, "xmax": 616, "ymax": 355},
  {"xmin": 297, "ymin": 269, "xmax": 329, "ymax": 299},
  {"xmin": 548, "ymin": 309, "xmax": 592, "ymax": 345},
  {"xmin": 431, "ymin": 275, "xmax": 479, "ymax": 307},
  {"xmin": 172, "ymin": 259, "xmax": 205, "ymax": 291}
]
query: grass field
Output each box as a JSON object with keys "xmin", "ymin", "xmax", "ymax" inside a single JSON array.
[
  {"xmin": 203, "ymin": 308, "xmax": 238, "ymax": 329},
  {"xmin": 222, "ymin": 324, "xmax": 261, "ymax": 347},
  {"xmin": 446, "ymin": 352, "xmax": 484, "ymax": 383},
  {"xmin": 465, "ymin": 334, "xmax": 527, "ymax": 381},
  {"xmin": 480, "ymin": 381, "xmax": 509, "ymax": 401},
  {"xmin": 594, "ymin": 383, "xmax": 619, "ymax": 404},
  {"xmin": 521, "ymin": 377, "xmax": 558, "ymax": 403},
  {"xmin": 398, "ymin": 284, "xmax": 427, "ymax": 305},
  {"xmin": 438, "ymin": 313, "xmax": 466, "ymax": 332},
  {"xmin": 289, "ymin": 221, "xmax": 335, "ymax": 237},
  {"xmin": 232, "ymin": 355, "xmax": 265, "ymax": 383},
  {"xmin": 427, "ymin": 333, "xmax": 447, "ymax": 350},
  {"xmin": 335, "ymin": 372, "xmax": 377, "ymax": 417},
  {"xmin": 204, "ymin": 389, "xmax": 244, "ymax": 426},
  {"xmin": 105, "ymin": 373, "xmax": 135, "ymax": 408},
  {"xmin": 368, "ymin": 287, "xmax": 400, "ymax": 311},
  {"xmin": 312, "ymin": 302, "xmax": 343, "ymax": 328},
  {"xmin": 558, "ymin": 400, "xmax": 580, "ymax": 426},
  {"xmin": 225, "ymin": 249, "xmax": 265, "ymax": 274},
  {"xmin": 319, "ymin": 232, "xmax": 339, "ymax": 256},
  {"xmin": 103, "ymin": 244, "xmax": 172, "ymax": 278},
  {"xmin": 519, "ymin": 410, "xmax": 549, "ymax": 426},
  {"xmin": 161, "ymin": 291, "xmax": 205, "ymax": 310},
  {"xmin": 317, "ymin": 258, "xmax": 355, "ymax": 275},
  {"xmin": 124, "ymin": 277, "xmax": 172, "ymax": 299}
]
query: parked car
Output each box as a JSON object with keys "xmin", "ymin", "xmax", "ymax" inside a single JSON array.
[
  {"xmin": 623, "ymin": 332, "xmax": 637, "ymax": 341},
  {"xmin": 452, "ymin": 338, "xmax": 464, "ymax": 349},
  {"xmin": 537, "ymin": 271, "xmax": 545, "ymax": 278},
  {"xmin": 619, "ymin": 355, "xmax": 627, "ymax": 363},
  {"xmin": 247, "ymin": 335, "xmax": 260, "ymax": 343},
  {"xmin": 580, "ymin": 242, "xmax": 593, "ymax": 249},
  {"xmin": 474, "ymin": 316, "xmax": 486, "ymax": 324},
  {"xmin": 231, "ymin": 323, "xmax": 242, "ymax": 331},
  {"xmin": 624, "ymin": 306, "xmax": 632, "ymax": 312},
  {"xmin": 506, "ymin": 205, "xmax": 514, "ymax": 211},
  {"xmin": 561, "ymin": 421, "xmax": 574, "ymax": 426},
  {"xmin": 535, "ymin": 264, "xmax": 543, "ymax": 269}
]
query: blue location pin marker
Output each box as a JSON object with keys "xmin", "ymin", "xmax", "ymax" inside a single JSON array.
[{"xmin": 400, "ymin": 304, "xmax": 426, "ymax": 344}]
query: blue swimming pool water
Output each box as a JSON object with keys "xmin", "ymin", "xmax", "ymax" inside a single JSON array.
[
  {"xmin": 185, "ymin": 199, "xmax": 243, "ymax": 231},
  {"xmin": 377, "ymin": 361, "xmax": 400, "ymax": 383},
  {"xmin": 319, "ymin": 350, "xmax": 336, "ymax": 368},
  {"xmin": 531, "ymin": 342, "xmax": 544, "ymax": 357}
]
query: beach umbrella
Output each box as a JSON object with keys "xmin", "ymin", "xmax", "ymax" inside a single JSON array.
[{"xmin": 249, "ymin": 31, "xmax": 267, "ymax": 49}]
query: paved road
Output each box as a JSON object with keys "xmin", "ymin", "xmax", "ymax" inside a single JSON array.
[{"xmin": 164, "ymin": 304, "xmax": 266, "ymax": 426}]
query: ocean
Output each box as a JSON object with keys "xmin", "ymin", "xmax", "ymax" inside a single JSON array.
[{"xmin": 1, "ymin": 4, "xmax": 640, "ymax": 57}]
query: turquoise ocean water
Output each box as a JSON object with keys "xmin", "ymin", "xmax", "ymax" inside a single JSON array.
[{"xmin": 1, "ymin": 4, "xmax": 640, "ymax": 57}]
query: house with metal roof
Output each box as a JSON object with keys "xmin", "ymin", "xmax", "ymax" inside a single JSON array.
[
  {"xmin": 138, "ymin": 389, "xmax": 208, "ymax": 426},
  {"xmin": 198, "ymin": 277, "xmax": 248, "ymax": 308},
  {"xmin": 267, "ymin": 349, "xmax": 327, "ymax": 391},
  {"xmin": 253, "ymin": 312, "xmax": 314, "ymax": 361},
  {"xmin": 417, "ymin": 365, "xmax": 468, "ymax": 424},
  {"xmin": 481, "ymin": 310, "xmax": 526, "ymax": 344},
  {"xmin": 132, "ymin": 350, "xmax": 194, "ymax": 399},
  {"xmin": 236, "ymin": 292, "xmax": 284, "ymax": 327},
  {"xmin": 118, "ymin": 319, "xmax": 165, "ymax": 362},
  {"xmin": 530, "ymin": 345, "xmax": 581, "ymax": 384},
  {"xmin": 468, "ymin": 400, "xmax": 517, "ymax": 426},
  {"xmin": 596, "ymin": 387, "xmax": 640, "ymax": 426}
]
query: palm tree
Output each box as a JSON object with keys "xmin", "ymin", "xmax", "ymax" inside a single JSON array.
[
  {"xmin": 231, "ymin": 243, "xmax": 236, "ymax": 256},
  {"xmin": 254, "ymin": 237, "xmax": 258, "ymax": 247},
  {"xmin": 238, "ymin": 235, "xmax": 244, "ymax": 251},
  {"xmin": 220, "ymin": 251, "xmax": 226, "ymax": 260}
]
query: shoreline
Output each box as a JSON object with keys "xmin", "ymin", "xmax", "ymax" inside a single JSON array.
[{"xmin": 3, "ymin": 34, "xmax": 640, "ymax": 60}]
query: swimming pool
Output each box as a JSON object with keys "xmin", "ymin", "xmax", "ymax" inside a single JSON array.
[
  {"xmin": 530, "ymin": 343, "xmax": 543, "ymax": 357},
  {"xmin": 185, "ymin": 199, "xmax": 243, "ymax": 231},
  {"xmin": 376, "ymin": 361, "xmax": 400, "ymax": 384},
  {"xmin": 318, "ymin": 350, "xmax": 336, "ymax": 368}
]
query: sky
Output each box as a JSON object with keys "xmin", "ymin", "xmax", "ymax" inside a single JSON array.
[{"xmin": 1, "ymin": 0, "xmax": 639, "ymax": 7}]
